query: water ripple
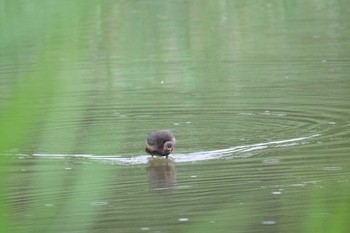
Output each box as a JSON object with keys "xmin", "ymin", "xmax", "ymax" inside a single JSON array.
[{"xmin": 30, "ymin": 134, "xmax": 320, "ymax": 165}]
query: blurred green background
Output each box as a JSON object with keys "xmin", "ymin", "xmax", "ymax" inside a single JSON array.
[{"xmin": 1, "ymin": 0, "xmax": 350, "ymax": 232}]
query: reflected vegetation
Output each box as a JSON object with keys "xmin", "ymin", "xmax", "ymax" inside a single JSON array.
[{"xmin": 1, "ymin": 0, "xmax": 350, "ymax": 233}]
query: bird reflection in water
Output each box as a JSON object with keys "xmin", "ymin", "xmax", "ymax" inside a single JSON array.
[{"xmin": 147, "ymin": 158, "xmax": 176, "ymax": 190}]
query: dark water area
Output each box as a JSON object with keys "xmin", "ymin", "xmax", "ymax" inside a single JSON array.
[{"xmin": 1, "ymin": 1, "xmax": 350, "ymax": 233}]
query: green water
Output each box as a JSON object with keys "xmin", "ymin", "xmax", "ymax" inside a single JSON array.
[{"xmin": 1, "ymin": 1, "xmax": 350, "ymax": 233}]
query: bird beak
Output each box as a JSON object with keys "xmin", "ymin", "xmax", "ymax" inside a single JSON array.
[{"xmin": 167, "ymin": 148, "xmax": 173, "ymax": 152}]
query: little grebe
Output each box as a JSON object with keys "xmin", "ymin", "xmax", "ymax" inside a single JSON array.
[{"xmin": 145, "ymin": 130, "xmax": 176, "ymax": 158}]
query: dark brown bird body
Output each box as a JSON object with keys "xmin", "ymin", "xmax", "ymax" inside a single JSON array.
[{"xmin": 145, "ymin": 130, "xmax": 176, "ymax": 158}]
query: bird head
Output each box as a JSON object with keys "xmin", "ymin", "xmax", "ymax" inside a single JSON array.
[{"xmin": 163, "ymin": 141, "xmax": 175, "ymax": 153}]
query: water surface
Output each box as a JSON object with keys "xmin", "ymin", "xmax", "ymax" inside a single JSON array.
[{"xmin": 1, "ymin": 1, "xmax": 350, "ymax": 233}]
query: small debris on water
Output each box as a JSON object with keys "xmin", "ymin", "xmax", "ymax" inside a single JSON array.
[
  {"xmin": 290, "ymin": 183, "xmax": 305, "ymax": 187},
  {"xmin": 262, "ymin": 159, "xmax": 280, "ymax": 165},
  {"xmin": 90, "ymin": 201, "xmax": 108, "ymax": 206},
  {"xmin": 262, "ymin": 220, "xmax": 276, "ymax": 225},
  {"xmin": 178, "ymin": 218, "xmax": 189, "ymax": 222}
]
